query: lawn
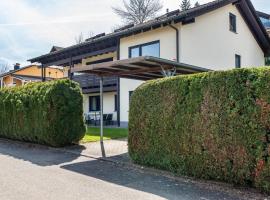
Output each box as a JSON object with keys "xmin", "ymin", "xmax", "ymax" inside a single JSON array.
[{"xmin": 81, "ymin": 127, "xmax": 128, "ymax": 143}]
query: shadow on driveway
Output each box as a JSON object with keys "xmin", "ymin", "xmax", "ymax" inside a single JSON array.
[
  {"xmin": 61, "ymin": 158, "xmax": 243, "ymax": 200},
  {"xmin": 0, "ymin": 139, "xmax": 84, "ymax": 166}
]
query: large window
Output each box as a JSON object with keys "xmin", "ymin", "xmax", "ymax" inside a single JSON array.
[
  {"xmin": 235, "ymin": 54, "xmax": 241, "ymax": 68},
  {"xmin": 129, "ymin": 41, "xmax": 160, "ymax": 58},
  {"xmin": 89, "ymin": 96, "xmax": 100, "ymax": 112},
  {"xmin": 229, "ymin": 13, "xmax": 237, "ymax": 33},
  {"xmin": 260, "ymin": 17, "xmax": 270, "ymax": 29}
]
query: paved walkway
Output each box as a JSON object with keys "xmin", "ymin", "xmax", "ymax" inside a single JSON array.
[
  {"xmin": 0, "ymin": 139, "xmax": 267, "ymax": 200},
  {"xmin": 64, "ymin": 138, "xmax": 130, "ymax": 163}
]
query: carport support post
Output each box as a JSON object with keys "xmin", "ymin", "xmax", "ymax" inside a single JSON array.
[{"xmin": 100, "ymin": 76, "xmax": 104, "ymax": 143}]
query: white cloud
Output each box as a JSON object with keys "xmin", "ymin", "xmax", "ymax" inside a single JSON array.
[{"xmin": 0, "ymin": 0, "xmax": 122, "ymax": 65}]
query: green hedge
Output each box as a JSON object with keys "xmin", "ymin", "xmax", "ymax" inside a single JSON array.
[
  {"xmin": 129, "ymin": 67, "xmax": 270, "ymax": 192},
  {"xmin": 0, "ymin": 79, "xmax": 85, "ymax": 147}
]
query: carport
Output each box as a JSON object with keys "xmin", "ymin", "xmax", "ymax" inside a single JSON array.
[{"xmin": 71, "ymin": 56, "xmax": 209, "ymax": 144}]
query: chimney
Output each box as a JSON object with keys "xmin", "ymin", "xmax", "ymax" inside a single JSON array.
[{"xmin": 14, "ymin": 63, "xmax": 20, "ymax": 70}]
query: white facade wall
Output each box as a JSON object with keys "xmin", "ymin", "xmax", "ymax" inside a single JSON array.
[
  {"xmin": 119, "ymin": 78, "xmax": 144, "ymax": 124},
  {"xmin": 180, "ymin": 4, "xmax": 265, "ymax": 70},
  {"xmin": 83, "ymin": 92, "xmax": 117, "ymax": 121}
]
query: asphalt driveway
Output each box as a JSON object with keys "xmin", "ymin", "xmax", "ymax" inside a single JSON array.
[{"xmin": 0, "ymin": 139, "xmax": 267, "ymax": 200}]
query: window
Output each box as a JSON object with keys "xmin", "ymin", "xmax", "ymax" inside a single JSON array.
[
  {"xmin": 114, "ymin": 95, "xmax": 118, "ymax": 111},
  {"xmin": 129, "ymin": 41, "xmax": 160, "ymax": 58},
  {"xmin": 129, "ymin": 91, "xmax": 134, "ymax": 103},
  {"xmin": 130, "ymin": 47, "xmax": 140, "ymax": 58},
  {"xmin": 260, "ymin": 17, "xmax": 270, "ymax": 29},
  {"xmin": 229, "ymin": 13, "xmax": 237, "ymax": 33},
  {"xmin": 235, "ymin": 54, "xmax": 241, "ymax": 68},
  {"xmin": 266, "ymin": 57, "xmax": 270, "ymax": 66},
  {"xmin": 89, "ymin": 96, "xmax": 100, "ymax": 112}
]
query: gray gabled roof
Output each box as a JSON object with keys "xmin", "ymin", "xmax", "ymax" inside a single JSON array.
[{"xmin": 28, "ymin": 0, "xmax": 270, "ymax": 65}]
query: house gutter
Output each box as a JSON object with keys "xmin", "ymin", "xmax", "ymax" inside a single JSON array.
[{"xmin": 168, "ymin": 24, "xmax": 180, "ymax": 62}]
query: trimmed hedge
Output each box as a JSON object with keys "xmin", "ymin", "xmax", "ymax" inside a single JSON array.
[
  {"xmin": 0, "ymin": 79, "xmax": 85, "ymax": 147},
  {"xmin": 129, "ymin": 67, "xmax": 270, "ymax": 192}
]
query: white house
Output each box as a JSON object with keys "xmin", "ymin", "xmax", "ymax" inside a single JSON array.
[{"xmin": 29, "ymin": 0, "xmax": 270, "ymax": 127}]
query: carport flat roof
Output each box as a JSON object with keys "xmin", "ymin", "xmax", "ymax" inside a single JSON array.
[{"xmin": 71, "ymin": 56, "xmax": 210, "ymax": 80}]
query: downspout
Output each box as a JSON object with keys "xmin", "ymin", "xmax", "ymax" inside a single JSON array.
[
  {"xmin": 116, "ymin": 37, "xmax": 121, "ymax": 127},
  {"xmin": 168, "ymin": 24, "xmax": 180, "ymax": 63}
]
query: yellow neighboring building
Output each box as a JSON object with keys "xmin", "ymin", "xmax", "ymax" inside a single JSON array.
[{"xmin": 0, "ymin": 64, "xmax": 64, "ymax": 89}]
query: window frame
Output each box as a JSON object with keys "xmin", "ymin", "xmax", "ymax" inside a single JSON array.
[
  {"xmin": 89, "ymin": 95, "xmax": 100, "ymax": 112},
  {"xmin": 129, "ymin": 91, "xmax": 134, "ymax": 103},
  {"xmin": 235, "ymin": 54, "xmax": 241, "ymax": 68},
  {"xmin": 129, "ymin": 40, "xmax": 160, "ymax": 58},
  {"xmin": 265, "ymin": 57, "xmax": 270, "ymax": 66},
  {"xmin": 229, "ymin": 13, "xmax": 237, "ymax": 33}
]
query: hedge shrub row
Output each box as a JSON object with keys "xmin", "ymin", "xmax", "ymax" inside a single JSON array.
[
  {"xmin": 129, "ymin": 67, "xmax": 270, "ymax": 192},
  {"xmin": 0, "ymin": 79, "xmax": 85, "ymax": 147}
]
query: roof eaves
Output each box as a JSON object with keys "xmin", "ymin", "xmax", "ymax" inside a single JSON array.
[
  {"xmin": 257, "ymin": 11, "xmax": 270, "ymax": 19},
  {"xmin": 238, "ymin": 0, "xmax": 270, "ymax": 56}
]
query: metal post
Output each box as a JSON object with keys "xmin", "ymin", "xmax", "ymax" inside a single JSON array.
[
  {"xmin": 100, "ymin": 76, "xmax": 104, "ymax": 143},
  {"xmin": 43, "ymin": 65, "xmax": 46, "ymax": 81},
  {"xmin": 41, "ymin": 64, "xmax": 44, "ymax": 82},
  {"xmin": 69, "ymin": 57, "xmax": 73, "ymax": 80},
  {"xmin": 117, "ymin": 77, "xmax": 121, "ymax": 127}
]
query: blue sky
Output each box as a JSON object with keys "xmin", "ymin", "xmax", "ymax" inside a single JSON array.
[{"xmin": 0, "ymin": 0, "xmax": 269, "ymax": 68}]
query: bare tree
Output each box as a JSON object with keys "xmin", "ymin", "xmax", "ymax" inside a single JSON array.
[
  {"xmin": 75, "ymin": 32, "xmax": 84, "ymax": 44},
  {"xmin": 0, "ymin": 62, "xmax": 9, "ymax": 74},
  {"xmin": 112, "ymin": 0, "xmax": 163, "ymax": 24}
]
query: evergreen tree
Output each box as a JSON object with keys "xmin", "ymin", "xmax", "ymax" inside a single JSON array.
[{"xmin": 180, "ymin": 0, "xmax": 191, "ymax": 11}]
